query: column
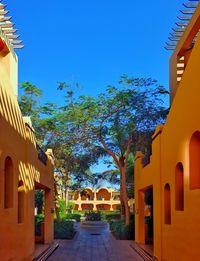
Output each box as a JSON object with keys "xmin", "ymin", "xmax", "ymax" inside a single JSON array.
[
  {"xmin": 93, "ymin": 204, "xmax": 97, "ymax": 211},
  {"xmin": 78, "ymin": 204, "xmax": 82, "ymax": 211},
  {"xmin": 44, "ymin": 188, "xmax": 54, "ymax": 244}
]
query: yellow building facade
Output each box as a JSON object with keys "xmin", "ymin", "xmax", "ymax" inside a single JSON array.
[
  {"xmin": 69, "ymin": 187, "xmax": 121, "ymax": 211},
  {"xmin": 0, "ymin": 3, "xmax": 55, "ymax": 261},
  {"xmin": 135, "ymin": 2, "xmax": 200, "ymax": 261}
]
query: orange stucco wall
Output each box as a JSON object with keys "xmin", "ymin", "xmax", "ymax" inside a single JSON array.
[
  {"xmin": 96, "ymin": 204, "xmax": 110, "ymax": 210},
  {"xmin": 135, "ymin": 5, "xmax": 200, "ymax": 260},
  {"xmin": 0, "ymin": 35, "xmax": 54, "ymax": 260},
  {"xmin": 81, "ymin": 204, "xmax": 94, "ymax": 210}
]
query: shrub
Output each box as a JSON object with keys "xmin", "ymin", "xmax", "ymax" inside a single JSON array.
[
  {"xmin": 66, "ymin": 200, "xmax": 75, "ymax": 213},
  {"xmin": 58, "ymin": 199, "xmax": 66, "ymax": 218},
  {"xmin": 54, "ymin": 219, "xmax": 75, "ymax": 239},
  {"xmin": 85, "ymin": 211, "xmax": 101, "ymax": 221},
  {"xmin": 35, "ymin": 214, "xmax": 44, "ymax": 236},
  {"xmin": 65, "ymin": 213, "xmax": 81, "ymax": 222},
  {"xmin": 104, "ymin": 213, "xmax": 121, "ymax": 222},
  {"xmin": 35, "ymin": 214, "xmax": 76, "ymax": 239},
  {"xmin": 110, "ymin": 215, "xmax": 135, "ymax": 240},
  {"xmin": 35, "ymin": 214, "xmax": 44, "ymax": 224},
  {"xmin": 35, "ymin": 191, "xmax": 44, "ymax": 214}
]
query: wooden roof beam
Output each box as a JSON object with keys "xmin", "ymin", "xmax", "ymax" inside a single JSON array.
[
  {"xmin": 0, "ymin": 10, "xmax": 9, "ymax": 15},
  {"xmin": 183, "ymin": 2, "xmax": 198, "ymax": 8},
  {"xmin": 0, "ymin": 22, "xmax": 14, "ymax": 28},
  {"xmin": 6, "ymin": 34, "xmax": 20, "ymax": 39},
  {"xmin": 181, "ymin": 9, "xmax": 195, "ymax": 14},
  {"xmin": 0, "ymin": 4, "xmax": 7, "ymax": 10},
  {"xmin": 10, "ymin": 39, "xmax": 22, "ymax": 44},
  {"xmin": 13, "ymin": 45, "xmax": 24, "ymax": 49},
  {"xmin": 2, "ymin": 28, "xmax": 17, "ymax": 33},
  {"xmin": 0, "ymin": 16, "xmax": 12, "ymax": 22}
]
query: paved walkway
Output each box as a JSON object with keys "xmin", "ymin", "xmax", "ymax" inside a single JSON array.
[{"xmin": 48, "ymin": 223, "xmax": 143, "ymax": 261}]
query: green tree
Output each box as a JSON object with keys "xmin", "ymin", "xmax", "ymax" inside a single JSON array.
[
  {"xmin": 18, "ymin": 77, "xmax": 168, "ymax": 225},
  {"xmin": 73, "ymin": 75, "xmax": 168, "ymax": 224},
  {"xmin": 18, "ymin": 82, "xmax": 42, "ymax": 118},
  {"xmin": 35, "ymin": 190, "xmax": 44, "ymax": 214},
  {"xmin": 18, "ymin": 82, "xmax": 105, "ymax": 218}
]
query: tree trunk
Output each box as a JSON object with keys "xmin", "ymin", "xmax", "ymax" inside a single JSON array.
[
  {"xmin": 65, "ymin": 172, "xmax": 69, "ymax": 213},
  {"xmin": 98, "ymin": 131, "xmax": 131, "ymax": 225},
  {"xmin": 120, "ymin": 176, "xmax": 125, "ymax": 220},
  {"xmin": 54, "ymin": 179, "xmax": 61, "ymax": 223},
  {"xmin": 121, "ymin": 165, "xmax": 130, "ymax": 225}
]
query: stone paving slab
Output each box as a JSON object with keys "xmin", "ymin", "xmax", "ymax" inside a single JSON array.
[{"xmin": 48, "ymin": 224, "xmax": 143, "ymax": 261}]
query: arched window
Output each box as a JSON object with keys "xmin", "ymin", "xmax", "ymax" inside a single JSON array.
[
  {"xmin": 189, "ymin": 131, "xmax": 200, "ymax": 189},
  {"xmin": 4, "ymin": 157, "xmax": 14, "ymax": 208},
  {"xmin": 18, "ymin": 180, "xmax": 25, "ymax": 223},
  {"xmin": 175, "ymin": 163, "xmax": 184, "ymax": 211},
  {"xmin": 164, "ymin": 183, "xmax": 171, "ymax": 224}
]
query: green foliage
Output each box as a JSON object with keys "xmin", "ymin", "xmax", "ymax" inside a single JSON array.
[
  {"xmin": 34, "ymin": 214, "xmax": 76, "ymax": 239},
  {"xmin": 54, "ymin": 219, "xmax": 75, "ymax": 239},
  {"xmin": 77, "ymin": 76, "xmax": 168, "ymax": 156},
  {"xmin": 19, "ymin": 82, "xmax": 43, "ymax": 118},
  {"xmin": 103, "ymin": 213, "xmax": 121, "ymax": 222},
  {"xmin": 35, "ymin": 214, "xmax": 44, "ymax": 236},
  {"xmin": 126, "ymin": 154, "xmax": 134, "ymax": 198},
  {"xmin": 109, "ymin": 215, "xmax": 135, "ymax": 240},
  {"xmin": 58, "ymin": 199, "xmax": 66, "ymax": 217},
  {"xmin": 58, "ymin": 200, "xmax": 81, "ymax": 221},
  {"xmin": 35, "ymin": 191, "xmax": 44, "ymax": 214},
  {"xmin": 19, "ymin": 77, "xmax": 169, "ymax": 203},
  {"xmin": 65, "ymin": 213, "xmax": 81, "ymax": 222},
  {"xmin": 67, "ymin": 200, "xmax": 75, "ymax": 213},
  {"xmin": 85, "ymin": 211, "xmax": 101, "ymax": 221},
  {"xmin": 35, "ymin": 214, "xmax": 44, "ymax": 224}
]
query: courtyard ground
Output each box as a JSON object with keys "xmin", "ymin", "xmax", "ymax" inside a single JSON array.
[{"xmin": 48, "ymin": 223, "xmax": 143, "ymax": 261}]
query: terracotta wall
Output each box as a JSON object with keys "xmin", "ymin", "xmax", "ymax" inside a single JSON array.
[
  {"xmin": 0, "ymin": 45, "xmax": 54, "ymax": 260},
  {"xmin": 135, "ymin": 10, "xmax": 200, "ymax": 261}
]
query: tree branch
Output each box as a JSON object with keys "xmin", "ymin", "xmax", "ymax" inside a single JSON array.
[{"xmin": 124, "ymin": 135, "xmax": 132, "ymax": 169}]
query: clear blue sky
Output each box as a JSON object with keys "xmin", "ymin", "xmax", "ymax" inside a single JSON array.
[
  {"xmin": 6, "ymin": 0, "xmax": 184, "ymax": 177},
  {"xmin": 7, "ymin": 0, "xmax": 183, "ymax": 102}
]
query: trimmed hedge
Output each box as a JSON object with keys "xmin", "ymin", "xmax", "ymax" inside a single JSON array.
[
  {"xmin": 65, "ymin": 213, "xmax": 81, "ymax": 222},
  {"xmin": 103, "ymin": 213, "xmax": 121, "ymax": 222},
  {"xmin": 85, "ymin": 211, "xmax": 101, "ymax": 221},
  {"xmin": 35, "ymin": 214, "xmax": 44, "ymax": 236},
  {"xmin": 54, "ymin": 219, "xmax": 75, "ymax": 239},
  {"xmin": 35, "ymin": 214, "xmax": 75, "ymax": 239},
  {"xmin": 109, "ymin": 215, "xmax": 135, "ymax": 240}
]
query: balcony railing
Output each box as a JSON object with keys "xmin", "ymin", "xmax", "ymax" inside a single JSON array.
[
  {"xmin": 36, "ymin": 143, "xmax": 47, "ymax": 166},
  {"xmin": 73, "ymin": 197, "xmax": 120, "ymax": 202}
]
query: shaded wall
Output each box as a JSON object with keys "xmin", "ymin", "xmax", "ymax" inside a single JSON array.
[{"xmin": 135, "ymin": 15, "xmax": 200, "ymax": 261}]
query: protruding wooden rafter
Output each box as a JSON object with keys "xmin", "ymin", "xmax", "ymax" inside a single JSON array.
[
  {"xmin": 0, "ymin": 1, "xmax": 24, "ymax": 50},
  {"xmin": 165, "ymin": 0, "xmax": 199, "ymax": 51}
]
